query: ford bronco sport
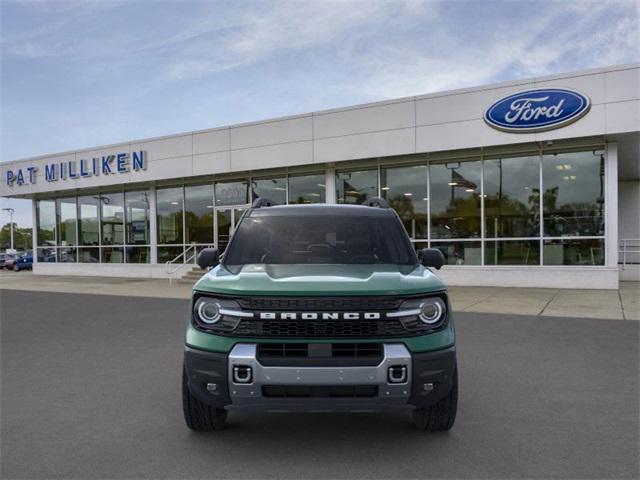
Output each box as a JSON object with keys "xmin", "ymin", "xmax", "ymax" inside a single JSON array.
[{"xmin": 182, "ymin": 198, "xmax": 457, "ymax": 431}]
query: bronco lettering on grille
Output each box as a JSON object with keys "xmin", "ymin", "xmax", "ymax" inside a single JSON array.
[{"xmin": 258, "ymin": 312, "xmax": 382, "ymax": 320}]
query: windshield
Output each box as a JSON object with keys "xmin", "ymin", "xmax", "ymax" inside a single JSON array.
[{"xmin": 223, "ymin": 213, "xmax": 417, "ymax": 266}]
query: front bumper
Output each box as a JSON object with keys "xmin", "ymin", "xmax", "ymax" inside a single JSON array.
[{"xmin": 184, "ymin": 344, "xmax": 455, "ymax": 412}]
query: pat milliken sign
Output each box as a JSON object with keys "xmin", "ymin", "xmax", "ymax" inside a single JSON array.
[
  {"xmin": 484, "ymin": 88, "xmax": 591, "ymax": 133},
  {"xmin": 5, "ymin": 151, "xmax": 147, "ymax": 187}
]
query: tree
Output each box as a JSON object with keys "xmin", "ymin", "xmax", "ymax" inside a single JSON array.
[{"xmin": 0, "ymin": 223, "xmax": 32, "ymax": 251}]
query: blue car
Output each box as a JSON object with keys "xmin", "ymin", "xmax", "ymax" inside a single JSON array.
[{"xmin": 13, "ymin": 253, "xmax": 33, "ymax": 271}]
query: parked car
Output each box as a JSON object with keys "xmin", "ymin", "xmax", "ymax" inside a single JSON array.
[
  {"xmin": 12, "ymin": 252, "xmax": 33, "ymax": 271},
  {"xmin": 2, "ymin": 254, "xmax": 17, "ymax": 270},
  {"xmin": 182, "ymin": 197, "xmax": 456, "ymax": 432}
]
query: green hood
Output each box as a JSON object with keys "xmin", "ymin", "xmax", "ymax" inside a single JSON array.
[{"xmin": 193, "ymin": 264, "xmax": 445, "ymax": 296}]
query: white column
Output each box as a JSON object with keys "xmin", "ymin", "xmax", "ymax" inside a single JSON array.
[
  {"xmin": 149, "ymin": 186, "xmax": 158, "ymax": 264},
  {"xmin": 325, "ymin": 164, "xmax": 336, "ymax": 204},
  {"xmin": 31, "ymin": 199, "xmax": 38, "ymax": 264},
  {"xmin": 605, "ymin": 142, "xmax": 618, "ymax": 270}
]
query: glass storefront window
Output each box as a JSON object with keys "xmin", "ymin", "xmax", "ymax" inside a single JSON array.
[
  {"xmin": 125, "ymin": 191, "xmax": 150, "ymax": 245},
  {"xmin": 37, "ymin": 246, "xmax": 57, "ymax": 262},
  {"xmin": 288, "ymin": 173, "xmax": 325, "ymax": 204},
  {"xmin": 215, "ymin": 180, "xmax": 248, "ymax": 206},
  {"xmin": 56, "ymin": 198, "xmax": 77, "ymax": 246},
  {"xmin": 157, "ymin": 246, "xmax": 184, "ymax": 264},
  {"xmin": 58, "ymin": 246, "xmax": 76, "ymax": 263},
  {"xmin": 100, "ymin": 192, "xmax": 124, "ymax": 245},
  {"xmin": 185, "ymin": 184, "xmax": 214, "ymax": 244},
  {"xmin": 543, "ymin": 238, "xmax": 604, "ymax": 265},
  {"xmin": 156, "ymin": 187, "xmax": 183, "ymax": 244},
  {"xmin": 485, "ymin": 240, "xmax": 540, "ymax": 265},
  {"xmin": 77, "ymin": 196, "xmax": 100, "ymax": 246},
  {"xmin": 484, "ymin": 155, "xmax": 540, "ymax": 238},
  {"xmin": 36, "ymin": 200, "xmax": 56, "ymax": 246},
  {"xmin": 126, "ymin": 246, "xmax": 150, "ymax": 264},
  {"xmin": 101, "ymin": 246, "xmax": 124, "ymax": 263},
  {"xmin": 431, "ymin": 241, "xmax": 482, "ymax": 265},
  {"xmin": 381, "ymin": 165, "xmax": 428, "ymax": 239},
  {"xmin": 336, "ymin": 169, "xmax": 378, "ymax": 204},
  {"xmin": 430, "ymin": 160, "xmax": 481, "ymax": 239},
  {"xmin": 542, "ymin": 150, "xmax": 605, "ymax": 237},
  {"xmin": 252, "ymin": 177, "xmax": 287, "ymax": 204},
  {"xmin": 77, "ymin": 247, "xmax": 99, "ymax": 263}
]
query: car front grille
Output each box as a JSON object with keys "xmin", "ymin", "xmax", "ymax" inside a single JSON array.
[
  {"xmin": 233, "ymin": 319, "xmax": 408, "ymax": 338},
  {"xmin": 235, "ymin": 296, "xmax": 403, "ymax": 311}
]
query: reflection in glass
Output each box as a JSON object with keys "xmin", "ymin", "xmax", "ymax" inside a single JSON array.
[
  {"xmin": 185, "ymin": 184, "xmax": 214, "ymax": 244},
  {"xmin": 542, "ymin": 150, "xmax": 605, "ymax": 237},
  {"xmin": 484, "ymin": 155, "xmax": 540, "ymax": 238},
  {"xmin": 381, "ymin": 165, "xmax": 428, "ymax": 239},
  {"xmin": 36, "ymin": 200, "xmax": 56, "ymax": 246},
  {"xmin": 37, "ymin": 246, "xmax": 57, "ymax": 262},
  {"xmin": 215, "ymin": 181, "xmax": 248, "ymax": 206},
  {"xmin": 252, "ymin": 177, "xmax": 287, "ymax": 204},
  {"xmin": 100, "ymin": 192, "xmax": 124, "ymax": 245},
  {"xmin": 430, "ymin": 160, "xmax": 481, "ymax": 238},
  {"xmin": 125, "ymin": 191, "xmax": 150, "ymax": 245},
  {"xmin": 156, "ymin": 187, "xmax": 183, "ymax": 244},
  {"xmin": 431, "ymin": 241, "xmax": 482, "ymax": 265},
  {"xmin": 158, "ymin": 246, "xmax": 183, "ymax": 263},
  {"xmin": 58, "ymin": 246, "xmax": 77, "ymax": 263},
  {"xmin": 543, "ymin": 239, "xmax": 604, "ymax": 265},
  {"xmin": 78, "ymin": 247, "xmax": 99, "ymax": 263},
  {"xmin": 78, "ymin": 196, "xmax": 100, "ymax": 246},
  {"xmin": 102, "ymin": 246, "xmax": 124, "ymax": 263},
  {"xmin": 56, "ymin": 198, "xmax": 77, "ymax": 246},
  {"xmin": 336, "ymin": 170, "xmax": 378, "ymax": 204},
  {"xmin": 126, "ymin": 246, "xmax": 150, "ymax": 263},
  {"xmin": 485, "ymin": 240, "xmax": 540, "ymax": 265},
  {"xmin": 288, "ymin": 174, "xmax": 325, "ymax": 204}
]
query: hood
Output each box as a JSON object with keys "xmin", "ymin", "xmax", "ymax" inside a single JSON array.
[{"xmin": 193, "ymin": 264, "xmax": 445, "ymax": 296}]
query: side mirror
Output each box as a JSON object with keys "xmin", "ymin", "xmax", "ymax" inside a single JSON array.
[
  {"xmin": 197, "ymin": 248, "xmax": 220, "ymax": 270},
  {"xmin": 419, "ymin": 248, "xmax": 445, "ymax": 270}
]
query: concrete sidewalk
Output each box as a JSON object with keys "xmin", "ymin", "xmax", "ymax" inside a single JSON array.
[{"xmin": 1, "ymin": 270, "xmax": 638, "ymax": 320}]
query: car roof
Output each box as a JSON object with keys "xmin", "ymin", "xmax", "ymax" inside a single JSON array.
[{"xmin": 247, "ymin": 204, "xmax": 395, "ymax": 217}]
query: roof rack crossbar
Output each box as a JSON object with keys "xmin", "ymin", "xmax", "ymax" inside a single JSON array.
[
  {"xmin": 361, "ymin": 197, "xmax": 389, "ymax": 208},
  {"xmin": 252, "ymin": 198, "xmax": 278, "ymax": 208}
]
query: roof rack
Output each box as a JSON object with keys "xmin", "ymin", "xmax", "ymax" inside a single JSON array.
[
  {"xmin": 251, "ymin": 198, "xmax": 278, "ymax": 208},
  {"xmin": 361, "ymin": 197, "xmax": 389, "ymax": 208}
]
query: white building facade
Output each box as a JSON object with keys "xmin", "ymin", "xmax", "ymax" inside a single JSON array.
[{"xmin": 2, "ymin": 63, "xmax": 639, "ymax": 289}]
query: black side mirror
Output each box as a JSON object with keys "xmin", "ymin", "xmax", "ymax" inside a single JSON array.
[
  {"xmin": 197, "ymin": 248, "xmax": 220, "ymax": 270},
  {"xmin": 419, "ymin": 248, "xmax": 445, "ymax": 270}
]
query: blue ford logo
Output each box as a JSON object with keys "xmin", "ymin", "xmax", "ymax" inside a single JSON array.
[{"xmin": 484, "ymin": 88, "xmax": 591, "ymax": 133}]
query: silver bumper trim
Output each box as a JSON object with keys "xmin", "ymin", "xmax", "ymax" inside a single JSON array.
[{"xmin": 227, "ymin": 343, "xmax": 412, "ymax": 412}]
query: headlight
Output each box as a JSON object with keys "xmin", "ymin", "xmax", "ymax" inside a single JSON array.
[
  {"xmin": 192, "ymin": 295, "xmax": 252, "ymax": 332},
  {"xmin": 393, "ymin": 295, "xmax": 448, "ymax": 331},
  {"xmin": 418, "ymin": 298, "xmax": 446, "ymax": 324},
  {"xmin": 194, "ymin": 297, "xmax": 222, "ymax": 324}
]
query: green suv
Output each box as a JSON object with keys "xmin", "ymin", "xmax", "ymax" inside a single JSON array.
[{"xmin": 182, "ymin": 198, "xmax": 457, "ymax": 431}]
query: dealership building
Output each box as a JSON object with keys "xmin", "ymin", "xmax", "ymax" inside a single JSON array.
[{"xmin": 1, "ymin": 63, "xmax": 638, "ymax": 289}]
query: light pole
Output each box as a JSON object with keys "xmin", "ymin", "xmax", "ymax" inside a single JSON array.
[{"xmin": 2, "ymin": 207, "xmax": 15, "ymax": 251}]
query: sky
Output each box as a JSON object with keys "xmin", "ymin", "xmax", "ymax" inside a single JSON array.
[{"xmin": 1, "ymin": 0, "xmax": 639, "ymax": 228}]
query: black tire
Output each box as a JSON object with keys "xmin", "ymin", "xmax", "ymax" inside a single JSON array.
[
  {"xmin": 182, "ymin": 366, "xmax": 227, "ymax": 431},
  {"xmin": 412, "ymin": 367, "xmax": 458, "ymax": 431}
]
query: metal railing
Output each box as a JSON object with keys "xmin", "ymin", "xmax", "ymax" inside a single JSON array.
[
  {"xmin": 166, "ymin": 243, "xmax": 213, "ymax": 283},
  {"xmin": 619, "ymin": 239, "xmax": 640, "ymax": 269}
]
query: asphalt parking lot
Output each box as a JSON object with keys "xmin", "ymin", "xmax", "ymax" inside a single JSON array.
[{"xmin": 1, "ymin": 289, "xmax": 638, "ymax": 479}]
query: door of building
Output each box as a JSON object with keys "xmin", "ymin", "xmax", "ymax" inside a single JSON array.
[{"xmin": 215, "ymin": 206, "xmax": 248, "ymax": 253}]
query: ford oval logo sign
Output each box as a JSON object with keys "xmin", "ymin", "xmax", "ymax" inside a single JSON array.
[{"xmin": 484, "ymin": 88, "xmax": 591, "ymax": 133}]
